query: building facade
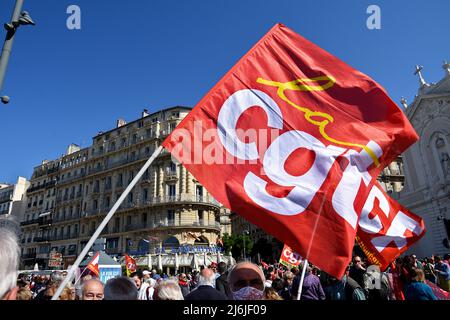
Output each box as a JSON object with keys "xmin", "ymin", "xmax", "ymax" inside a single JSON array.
[
  {"xmin": 398, "ymin": 63, "xmax": 450, "ymax": 257},
  {"xmin": 0, "ymin": 176, "xmax": 29, "ymax": 237},
  {"xmin": 20, "ymin": 107, "xmax": 232, "ymax": 271}
]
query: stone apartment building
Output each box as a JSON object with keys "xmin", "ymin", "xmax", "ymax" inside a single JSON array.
[{"xmin": 20, "ymin": 107, "xmax": 231, "ymax": 270}]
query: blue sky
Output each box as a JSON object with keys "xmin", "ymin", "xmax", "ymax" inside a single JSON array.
[{"xmin": 0, "ymin": 0, "xmax": 449, "ymax": 183}]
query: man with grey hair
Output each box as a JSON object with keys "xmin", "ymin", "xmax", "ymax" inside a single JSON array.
[
  {"xmin": 81, "ymin": 278, "xmax": 104, "ymax": 300},
  {"xmin": 104, "ymin": 276, "xmax": 137, "ymax": 300},
  {"xmin": 155, "ymin": 279, "xmax": 184, "ymax": 300},
  {"xmin": 185, "ymin": 268, "xmax": 228, "ymax": 300},
  {"xmin": 0, "ymin": 229, "xmax": 20, "ymax": 300}
]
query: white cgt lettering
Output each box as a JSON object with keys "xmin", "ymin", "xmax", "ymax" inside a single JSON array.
[
  {"xmin": 244, "ymin": 130, "xmax": 344, "ymax": 215},
  {"xmin": 217, "ymin": 89, "xmax": 283, "ymax": 160},
  {"xmin": 358, "ymin": 184, "xmax": 390, "ymax": 234},
  {"xmin": 371, "ymin": 211, "xmax": 424, "ymax": 252},
  {"xmin": 332, "ymin": 141, "xmax": 383, "ymax": 229},
  {"xmin": 216, "ymin": 88, "xmax": 384, "ymax": 229}
]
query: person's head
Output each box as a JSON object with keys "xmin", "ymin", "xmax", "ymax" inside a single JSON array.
[
  {"xmin": 353, "ymin": 256, "xmax": 362, "ymax": 266},
  {"xmin": 0, "ymin": 229, "xmax": 20, "ymax": 300},
  {"xmin": 264, "ymin": 287, "xmax": 283, "ymax": 300},
  {"xmin": 16, "ymin": 287, "xmax": 32, "ymax": 300},
  {"xmin": 282, "ymin": 271, "xmax": 294, "ymax": 286},
  {"xmin": 218, "ymin": 261, "xmax": 227, "ymax": 275},
  {"xmin": 131, "ymin": 272, "xmax": 142, "ymax": 289},
  {"xmin": 50, "ymin": 271, "xmax": 63, "ymax": 287},
  {"xmin": 198, "ymin": 268, "xmax": 216, "ymax": 287},
  {"xmin": 59, "ymin": 284, "xmax": 76, "ymax": 300},
  {"xmin": 444, "ymin": 254, "xmax": 450, "ymax": 261},
  {"xmin": 178, "ymin": 273, "xmax": 187, "ymax": 282},
  {"xmin": 411, "ymin": 268, "xmax": 425, "ymax": 283},
  {"xmin": 81, "ymin": 278, "xmax": 104, "ymax": 300},
  {"xmin": 155, "ymin": 279, "xmax": 184, "ymax": 300},
  {"xmin": 142, "ymin": 270, "xmax": 151, "ymax": 280},
  {"xmin": 228, "ymin": 262, "xmax": 265, "ymax": 300},
  {"xmin": 435, "ymin": 256, "xmax": 443, "ymax": 265},
  {"xmin": 104, "ymin": 276, "xmax": 138, "ymax": 300},
  {"xmin": 43, "ymin": 285, "xmax": 56, "ymax": 300},
  {"xmin": 264, "ymin": 270, "xmax": 272, "ymax": 281},
  {"xmin": 271, "ymin": 278, "xmax": 284, "ymax": 292}
]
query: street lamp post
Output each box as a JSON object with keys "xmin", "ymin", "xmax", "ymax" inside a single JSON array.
[
  {"xmin": 0, "ymin": 0, "xmax": 35, "ymax": 104},
  {"xmin": 243, "ymin": 229, "xmax": 249, "ymax": 261}
]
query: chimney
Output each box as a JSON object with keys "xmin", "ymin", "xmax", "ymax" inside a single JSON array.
[
  {"xmin": 116, "ymin": 118, "xmax": 127, "ymax": 128},
  {"xmin": 142, "ymin": 109, "xmax": 149, "ymax": 118}
]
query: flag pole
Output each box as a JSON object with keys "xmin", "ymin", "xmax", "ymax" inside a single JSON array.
[
  {"xmin": 296, "ymin": 259, "xmax": 309, "ymax": 300},
  {"xmin": 52, "ymin": 146, "xmax": 163, "ymax": 300}
]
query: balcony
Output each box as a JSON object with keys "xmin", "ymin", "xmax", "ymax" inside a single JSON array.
[
  {"xmin": 53, "ymin": 212, "xmax": 81, "ymax": 223},
  {"xmin": 124, "ymin": 223, "xmax": 144, "ymax": 232},
  {"xmin": 105, "ymin": 247, "xmax": 120, "ymax": 255},
  {"xmin": 20, "ymin": 219, "xmax": 39, "ymax": 226},
  {"xmin": 34, "ymin": 236, "xmax": 51, "ymax": 243},
  {"xmin": 38, "ymin": 218, "xmax": 53, "ymax": 226},
  {"xmin": 22, "ymin": 253, "xmax": 36, "ymax": 259},
  {"xmin": 151, "ymin": 219, "xmax": 221, "ymax": 231},
  {"xmin": 89, "ymin": 165, "xmax": 104, "ymax": 175},
  {"xmin": 165, "ymin": 169, "xmax": 178, "ymax": 180}
]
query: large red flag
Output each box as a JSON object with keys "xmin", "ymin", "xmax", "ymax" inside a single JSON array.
[
  {"xmin": 162, "ymin": 23, "xmax": 418, "ymax": 278},
  {"xmin": 86, "ymin": 252, "xmax": 100, "ymax": 277}
]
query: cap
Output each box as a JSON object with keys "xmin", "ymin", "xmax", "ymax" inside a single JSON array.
[{"xmin": 142, "ymin": 270, "xmax": 151, "ymax": 275}]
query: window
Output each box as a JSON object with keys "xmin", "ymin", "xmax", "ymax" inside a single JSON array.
[
  {"xmin": 197, "ymin": 210, "xmax": 203, "ymax": 222},
  {"xmin": 196, "ymin": 185, "xmax": 203, "ymax": 200},
  {"xmin": 142, "ymin": 213, "xmax": 147, "ymax": 224},
  {"xmin": 114, "ymin": 217, "xmax": 120, "ymax": 231},
  {"xmin": 143, "ymin": 189, "xmax": 148, "ymax": 201},
  {"xmin": 128, "ymin": 192, "xmax": 133, "ymax": 204},
  {"xmin": 152, "ymin": 117, "xmax": 158, "ymax": 123},
  {"xmin": 167, "ymin": 210, "xmax": 175, "ymax": 222},
  {"xmin": 105, "ymin": 196, "xmax": 110, "ymax": 208},
  {"xmin": 127, "ymin": 216, "xmax": 131, "ymax": 225},
  {"xmin": 168, "ymin": 184, "xmax": 176, "ymax": 198},
  {"xmin": 93, "ymin": 200, "xmax": 98, "ymax": 210}
]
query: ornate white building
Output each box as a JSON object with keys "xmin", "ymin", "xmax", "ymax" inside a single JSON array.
[{"xmin": 399, "ymin": 62, "xmax": 450, "ymax": 257}]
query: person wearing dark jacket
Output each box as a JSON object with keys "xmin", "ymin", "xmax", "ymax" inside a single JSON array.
[
  {"xmin": 185, "ymin": 268, "xmax": 228, "ymax": 300},
  {"xmin": 215, "ymin": 262, "xmax": 231, "ymax": 298},
  {"xmin": 178, "ymin": 273, "xmax": 190, "ymax": 298}
]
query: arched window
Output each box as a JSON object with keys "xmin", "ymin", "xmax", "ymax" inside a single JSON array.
[
  {"xmin": 431, "ymin": 133, "xmax": 450, "ymax": 178},
  {"xmin": 163, "ymin": 236, "xmax": 180, "ymax": 248},
  {"xmin": 194, "ymin": 236, "xmax": 209, "ymax": 246}
]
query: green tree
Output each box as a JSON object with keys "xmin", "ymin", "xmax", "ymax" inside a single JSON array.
[
  {"xmin": 232, "ymin": 234, "xmax": 253, "ymax": 260},
  {"xmin": 221, "ymin": 233, "xmax": 234, "ymax": 255}
]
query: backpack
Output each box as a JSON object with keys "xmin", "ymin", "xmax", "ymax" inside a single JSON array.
[{"xmin": 345, "ymin": 276, "xmax": 367, "ymax": 300}]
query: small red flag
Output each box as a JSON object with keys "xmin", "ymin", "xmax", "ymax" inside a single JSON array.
[
  {"xmin": 86, "ymin": 252, "xmax": 100, "ymax": 277},
  {"xmin": 125, "ymin": 254, "xmax": 137, "ymax": 276}
]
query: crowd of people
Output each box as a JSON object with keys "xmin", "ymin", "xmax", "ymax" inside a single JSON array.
[{"xmin": 1, "ymin": 229, "xmax": 449, "ymax": 301}]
